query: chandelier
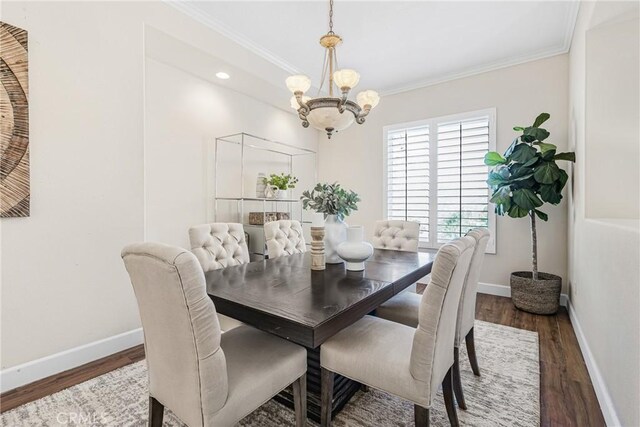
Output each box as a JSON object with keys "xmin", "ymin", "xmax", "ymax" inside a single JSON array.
[{"xmin": 286, "ymin": 0, "xmax": 380, "ymax": 139}]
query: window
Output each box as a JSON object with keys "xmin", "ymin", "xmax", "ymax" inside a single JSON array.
[{"xmin": 383, "ymin": 109, "xmax": 496, "ymax": 253}]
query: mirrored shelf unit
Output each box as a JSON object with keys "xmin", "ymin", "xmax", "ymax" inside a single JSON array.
[{"xmin": 210, "ymin": 133, "xmax": 317, "ymax": 260}]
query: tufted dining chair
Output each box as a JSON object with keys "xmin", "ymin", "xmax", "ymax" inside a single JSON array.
[
  {"xmin": 188, "ymin": 223, "xmax": 250, "ymax": 332},
  {"xmin": 376, "ymin": 228, "xmax": 490, "ymax": 410},
  {"xmin": 371, "ymin": 220, "xmax": 420, "ymax": 252},
  {"xmin": 122, "ymin": 242, "xmax": 307, "ymax": 427},
  {"xmin": 320, "ymin": 236, "xmax": 476, "ymax": 427},
  {"xmin": 264, "ymin": 220, "xmax": 306, "ymax": 259},
  {"xmin": 372, "ymin": 220, "xmax": 422, "ymax": 292}
]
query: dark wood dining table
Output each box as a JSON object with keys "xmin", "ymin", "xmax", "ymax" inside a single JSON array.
[{"xmin": 205, "ymin": 249, "xmax": 435, "ymax": 422}]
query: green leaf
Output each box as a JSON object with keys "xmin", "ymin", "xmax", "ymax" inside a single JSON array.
[
  {"xmin": 534, "ymin": 161, "xmax": 561, "ymax": 184},
  {"xmin": 534, "ymin": 142, "xmax": 557, "ymax": 153},
  {"xmin": 513, "ymin": 126, "xmax": 525, "ymax": 132},
  {"xmin": 504, "ymin": 138, "xmax": 519, "ymax": 157},
  {"xmin": 487, "ymin": 171, "xmax": 508, "ymax": 187},
  {"xmin": 522, "ymin": 156, "xmax": 539, "ymax": 168},
  {"xmin": 484, "ymin": 151, "xmax": 507, "ymax": 166},
  {"xmin": 509, "ymin": 165, "xmax": 535, "ymax": 181},
  {"xmin": 534, "ymin": 209, "xmax": 549, "ymax": 221},
  {"xmin": 542, "ymin": 149, "xmax": 557, "ymax": 160},
  {"xmin": 539, "ymin": 184, "xmax": 563, "ymax": 204},
  {"xmin": 524, "ymin": 126, "xmax": 550, "ymax": 142},
  {"xmin": 554, "ymin": 152, "xmax": 576, "ymax": 162},
  {"xmin": 510, "ymin": 143, "xmax": 537, "ymax": 163},
  {"xmin": 512, "ymin": 188, "xmax": 543, "ymax": 210},
  {"xmin": 508, "ymin": 203, "xmax": 530, "ymax": 218},
  {"xmin": 532, "ymin": 113, "xmax": 551, "ymax": 128},
  {"xmin": 554, "ymin": 169, "xmax": 569, "ymax": 194},
  {"xmin": 490, "ymin": 186, "xmax": 511, "ymax": 206}
]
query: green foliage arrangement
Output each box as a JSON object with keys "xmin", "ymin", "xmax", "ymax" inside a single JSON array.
[
  {"xmin": 300, "ymin": 182, "xmax": 360, "ymax": 221},
  {"xmin": 484, "ymin": 113, "xmax": 575, "ymax": 279},
  {"xmin": 266, "ymin": 173, "xmax": 299, "ymax": 190}
]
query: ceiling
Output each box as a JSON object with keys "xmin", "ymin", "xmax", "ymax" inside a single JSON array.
[{"xmin": 171, "ymin": 1, "xmax": 579, "ymax": 95}]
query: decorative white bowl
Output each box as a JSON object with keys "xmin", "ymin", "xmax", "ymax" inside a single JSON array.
[{"xmin": 336, "ymin": 226, "xmax": 373, "ymax": 271}]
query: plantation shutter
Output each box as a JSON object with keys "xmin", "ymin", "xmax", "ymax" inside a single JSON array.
[
  {"xmin": 436, "ymin": 116, "xmax": 491, "ymax": 243},
  {"xmin": 385, "ymin": 125, "xmax": 430, "ymax": 243}
]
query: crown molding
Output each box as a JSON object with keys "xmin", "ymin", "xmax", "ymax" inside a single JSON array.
[
  {"xmin": 164, "ymin": 0, "xmax": 301, "ymax": 75},
  {"xmin": 165, "ymin": 0, "xmax": 581, "ymax": 99}
]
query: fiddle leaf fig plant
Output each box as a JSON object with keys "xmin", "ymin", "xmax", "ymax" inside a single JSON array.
[
  {"xmin": 484, "ymin": 113, "xmax": 575, "ymax": 280},
  {"xmin": 300, "ymin": 182, "xmax": 360, "ymax": 221}
]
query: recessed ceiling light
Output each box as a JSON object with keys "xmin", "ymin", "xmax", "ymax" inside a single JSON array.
[{"xmin": 216, "ymin": 72, "xmax": 230, "ymax": 80}]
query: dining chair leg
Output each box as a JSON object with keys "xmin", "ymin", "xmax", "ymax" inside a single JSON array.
[
  {"xmin": 452, "ymin": 347, "xmax": 467, "ymax": 410},
  {"xmin": 442, "ymin": 367, "xmax": 459, "ymax": 427},
  {"xmin": 414, "ymin": 405, "xmax": 430, "ymax": 427},
  {"xmin": 292, "ymin": 374, "xmax": 307, "ymax": 427},
  {"xmin": 465, "ymin": 327, "xmax": 481, "ymax": 376},
  {"xmin": 148, "ymin": 396, "xmax": 164, "ymax": 427},
  {"xmin": 321, "ymin": 368, "xmax": 334, "ymax": 427}
]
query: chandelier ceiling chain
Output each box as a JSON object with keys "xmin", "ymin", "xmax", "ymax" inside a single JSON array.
[
  {"xmin": 285, "ymin": 0, "xmax": 380, "ymax": 139},
  {"xmin": 328, "ymin": 0, "xmax": 334, "ymax": 34}
]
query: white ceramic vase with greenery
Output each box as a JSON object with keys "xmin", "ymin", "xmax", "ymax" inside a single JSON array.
[
  {"xmin": 301, "ymin": 183, "xmax": 361, "ymax": 264},
  {"xmin": 265, "ymin": 173, "xmax": 298, "ymax": 200}
]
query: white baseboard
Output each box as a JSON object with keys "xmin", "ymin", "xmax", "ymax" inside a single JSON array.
[
  {"xmin": 478, "ymin": 282, "xmax": 569, "ymax": 307},
  {"xmin": 566, "ymin": 299, "xmax": 621, "ymax": 427},
  {"xmin": 0, "ymin": 328, "xmax": 143, "ymax": 394}
]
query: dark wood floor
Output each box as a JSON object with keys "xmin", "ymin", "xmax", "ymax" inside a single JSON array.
[{"xmin": 0, "ymin": 294, "xmax": 605, "ymax": 426}]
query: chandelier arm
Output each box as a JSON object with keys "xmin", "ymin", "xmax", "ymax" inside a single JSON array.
[
  {"xmin": 356, "ymin": 105, "xmax": 372, "ymax": 124},
  {"xmin": 294, "ymin": 91, "xmax": 310, "ymax": 115},
  {"xmin": 337, "ymin": 88, "xmax": 349, "ymax": 113}
]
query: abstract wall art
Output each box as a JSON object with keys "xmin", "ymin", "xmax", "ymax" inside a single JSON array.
[{"xmin": 1, "ymin": 22, "xmax": 29, "ymax": 218}]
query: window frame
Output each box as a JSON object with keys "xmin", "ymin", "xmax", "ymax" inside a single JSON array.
[{"xmin": 382, "ymin": 108, "xmax": 497, "ymax": 254}]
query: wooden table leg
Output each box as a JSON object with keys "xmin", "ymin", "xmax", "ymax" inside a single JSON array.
[{"xmin": 274, "ymin": 346, "xmax": 361, "ymax": 422}]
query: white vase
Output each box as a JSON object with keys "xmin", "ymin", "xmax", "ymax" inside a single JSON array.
[
  {"xmin": 277, "ymin": 189, "xmax": 289, "ymax": 200},
  {"xmin": 256, "ymin": 173, "xmax": 267, "ymax": 198},
  {"xmin": 337, "ymin": 226, "xmax": 373, "ymax": 271},
  {"xmin": 324, "ymin": 214, "xmax": 348, "ymax": 264}
]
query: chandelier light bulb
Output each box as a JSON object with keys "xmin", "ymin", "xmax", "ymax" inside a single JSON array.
[
  {"xmin": 356, "ymin": 90, "xmax": 380, "ymax": 109},
  {"xmin": 285, "ymin": 75, "xmax": 311, "ymax": 94},
  {"xmin": 290, "ymin": 95, "xmax": 311, "ymax": 110},
  {"xmin": 333, "ymin": 69, "xmax": 360, "ymax": 90}
]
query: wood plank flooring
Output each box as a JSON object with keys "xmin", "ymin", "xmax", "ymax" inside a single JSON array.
[
  {"xmin": 475, "ymin": 294, "xmax": 606, "ymax": 427},
  {"xmin": 0, "ymin": 294, "xmax": 606, "ymax": 426}
]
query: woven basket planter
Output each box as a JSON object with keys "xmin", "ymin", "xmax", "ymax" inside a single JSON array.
[{"xmin": 510, "ymin": 272, "xmax": 562, "ymax": 315}]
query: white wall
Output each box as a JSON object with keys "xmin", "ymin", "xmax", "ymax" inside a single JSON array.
[
  {"xmin": 318, "ymin": 54, "xmax": 570, "ymax": 289},
  {"xmin": 0, "ymin": 1, "xmax": 316, "ymax": 374},
  {"xmin": 568, "ymin": 2, "xmax": 640, "ymax": 426},
  {"xmin": 144, "ymin": 44, "xmax": 318, "ymax": 249}
]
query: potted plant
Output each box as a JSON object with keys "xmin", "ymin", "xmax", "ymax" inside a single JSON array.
[
  {"xmin": 484, "ymin": 113, "xmax": 575, "ymax": 314},
  {"xmin": 301, "ymin": 182, "xmax": 360, "ymax": 263},
  {"xmin": 265, "ymin": 173, "xmax": 299, "ymax": 199}
]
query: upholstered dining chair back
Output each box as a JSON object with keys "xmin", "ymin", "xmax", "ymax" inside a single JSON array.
[
  {"xmin": 371, "ymin": 220, "xmax": 420, "ymax": 252},
  {"xmin": 264, "ymin": 220, "xmax": 306, "ymax": 258},
  {"xmin": 122, "ymin": 242, "xmax": 228, "ymax": 427},
  {"xmin": 455, "ymin": 228, "xmax": 490, "ymax": 346},
  {"xmin": 189, "ymin": 223, "xmax": 250, "ymax": 272},
  {"xmin": 409, "ymin": 236, "xmax": 475, "ymax": 401}
]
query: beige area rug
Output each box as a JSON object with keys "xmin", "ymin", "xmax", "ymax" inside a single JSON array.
[{"xmin": 1, "ymin": 321, "xmax": 539, "ymax": 426}]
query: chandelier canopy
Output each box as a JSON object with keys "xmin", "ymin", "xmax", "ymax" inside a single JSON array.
[{"xmin": 286, "ymin": 0, "xmax": 380, "ymax": 139}]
